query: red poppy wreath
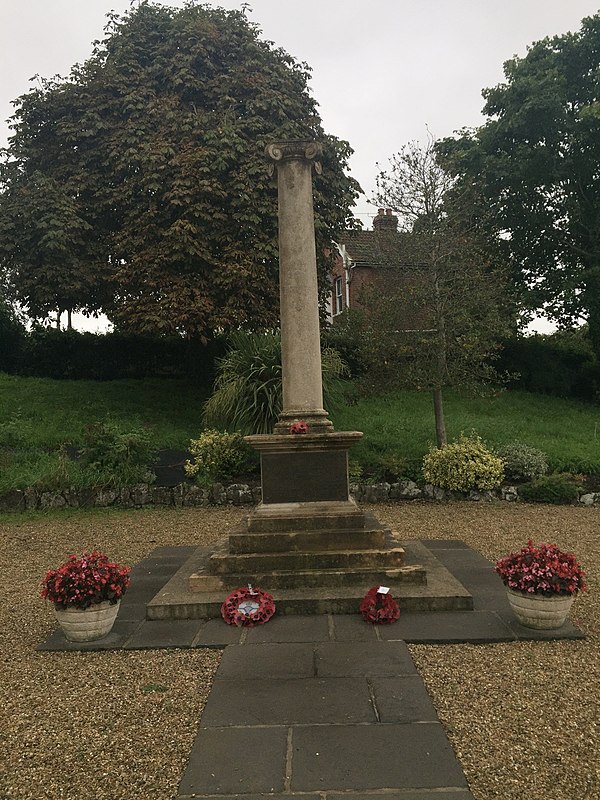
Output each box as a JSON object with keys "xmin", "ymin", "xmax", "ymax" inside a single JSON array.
[
  {"xmin": 221, "ymin": 586, "xmax": 276, "ymax": 627},
  {"xmin": 360, "ymin": 586, "xmax": 400, "ymax": 624}
]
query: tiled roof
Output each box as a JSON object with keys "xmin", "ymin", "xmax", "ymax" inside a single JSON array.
[{"xmin": 336, "ymin": 230, "xmax": 415, "ymax": 268}]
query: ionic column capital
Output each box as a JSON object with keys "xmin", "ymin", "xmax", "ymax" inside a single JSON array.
[{"xmin": 265, "ymin": 140, "xmax": 322, "ymax": 174}]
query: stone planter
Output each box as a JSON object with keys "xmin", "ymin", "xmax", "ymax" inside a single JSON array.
[
  {"xmin": 53, "ymin": 600, "xmax": 120, "ymax": 642},
  {"xmin": 506, "ymin": 588, "xmax": 574, "ymax": 630}
]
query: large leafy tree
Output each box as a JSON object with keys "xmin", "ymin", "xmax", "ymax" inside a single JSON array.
[
  {"xmin": 0, "ymin": 2, "xmax": 360, "ymax": 335},
  {"xmin": 438, "ymin": 13, "xmax": 600, "ymax": 356}
]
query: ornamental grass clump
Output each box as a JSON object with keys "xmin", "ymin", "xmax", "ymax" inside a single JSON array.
[
  {"xmin": 495, "ymin": 540, "xmax": 586, "ymax": 596},
  {"xmin": 41, "ymin": 551, "xmax": 131, "ymax": 610},
  {"xmin": 422, "ymin": 433, "xmax": 504, "ymax": 492}
]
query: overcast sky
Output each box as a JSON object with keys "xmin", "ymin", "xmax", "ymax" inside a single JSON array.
[{"xmin": 1, "ymin": 0, "xmax": 599, "ymax": 330}]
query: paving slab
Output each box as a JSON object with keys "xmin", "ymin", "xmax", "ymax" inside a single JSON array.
[
  {"xmin": 178, "ymin": 726, "xmax": 288, "ymax": 795},
  {"xmin": 193, "ymin": 619, "xmax": 243, "ymax": 647},
  {"xmin": 424, "ymin": 540, "xmax": 470, "ymax": 550},
  {"xmin": 331, "ymin": 614, "xmax": 378, "ymax": 641},
  {"xmin": 377, "ymin": 610, "xmax": 516, "ymax": 643},
  {"xmin": 113, "ymin": 600, "xmax": 149, "ymax": 621},
  {"xmin": 217, "ymin": 643, "xmax": 316, "ymax": 679},
  {"xmin": 290, "ymin": 723, "xmax": 468, "ymax": 792},
  {"xmin": 178, "ymin": 795, "xmax": 321, "ymax": 800},
  {"xmin": 370, "ymin": 675, "xmax": 440, "ymax": 722},
  {"xmin": 201, "ymin": 677, "xmax": 375, "ymax": 726},
  {"xmin": 326, "ymin": 791, "xmax": 475, "ymax": 799},
  {"xmin": 315, "ymin": 641, "xmax": 417, "ymax": 677},
  {"xmin": 244, "ymin": 614, "xmax": 330, "ymax": 643},
  {"xmin": 37, "ymin": 620, "xmax": 142, "ymax": 652},
  {"xmin": 123, "ymin": 619, "xmax": 205, "ymax": 649}
]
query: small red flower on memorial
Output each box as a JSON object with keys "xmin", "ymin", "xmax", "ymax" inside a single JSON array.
[
  {"xmin": 289, "ymin": 420, "xmax": 308, "ymax": 435},
  {"xmin": 360, "ymin": 586, "xmax": 400, "ymax": 624},
  {"xmin": 221, "ymin": 585, "xmax": 276, "ymax": 627}
]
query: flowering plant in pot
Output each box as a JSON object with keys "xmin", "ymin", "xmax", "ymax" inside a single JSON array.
[
  {"xmin": 495, "ymin": 540, "xmax": 586, "ymax": 629},
  {"xmin": 42, "ymin": 551, "xmax": 131, "ymax": 642}
]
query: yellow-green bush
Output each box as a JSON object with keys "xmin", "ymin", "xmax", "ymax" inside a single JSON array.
[
  {"xmin": 422, "ymin": 434, "xmax": 504, "ymax": 492},
  {"xmin": 185, "ymin": 429, "xmax": 252, "ymax": 484}
]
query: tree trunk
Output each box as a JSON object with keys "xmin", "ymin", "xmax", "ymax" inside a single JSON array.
[
  {"xmin": 55, "ymin": 311, "xmax": 61, "ymax": 330},
  {"xmin": 432, "ymin": 386, "xmax": 447, "ymax": 448},
  {"xmin": 67, "ymin": 309, "xmax": 73, "ymax": 330},
  {"xmin": 432, "ymin": 262, "xmax": 448, "ymax": 447}
]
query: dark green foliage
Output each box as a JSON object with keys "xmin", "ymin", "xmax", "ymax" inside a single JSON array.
[
  {"xmin": 203, "ymin": 331, "xmax": 349, "ymax": 434},
  {"xmin": 79, "ymin": 420, "xmax": 156, "ymax": 485},
  {"xmin": 499, "ymin": 335, "xmax": 600, "ymax": 402},
  {"xmin": 519, "ymin": 473, "xmax": 583, "ymax": 505},
  {"xmin": 0, "ymin": 3, "xmax": 359, "ymax": 335},
  {"xmin": 10, "ymin": 328, "xmax": 225, "ymax": 382},
  {"xmin": 438, "ymin": 14, "xmax": 600, "ymax": 357},
  {"xmin": 321, "ymin": 310, "xmax": 370, "ymax": 379},
  {"xmin": 0, "ymin": 299, "xmax": 26, "ymax": 372}
]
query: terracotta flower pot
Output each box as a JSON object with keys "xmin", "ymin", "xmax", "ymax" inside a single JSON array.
[
  {"xmin": 506, "ymin": 588, "xmax": 574, "ymax": 630},
  {"xmin": 54, "ymin": 600, "xmax": 120, "ymax": 642}
]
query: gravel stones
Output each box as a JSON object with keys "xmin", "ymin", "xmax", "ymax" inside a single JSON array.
[{"xmin": 1, "ymin": 502, "xmax": 598, "ymax": 799}]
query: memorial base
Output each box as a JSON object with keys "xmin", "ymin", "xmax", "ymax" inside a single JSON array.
[{"xmin": 145, "ymin": 432, "xmax": 472, "ymax": 618}]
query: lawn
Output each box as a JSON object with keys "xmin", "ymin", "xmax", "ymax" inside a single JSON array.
[
  {"xmin": 2, "ymin": 373, "xmax": 600, "ymax": 492},
  {"xmin": 332, "ymin": 388, "xmax": 600, "ymax": 476}
]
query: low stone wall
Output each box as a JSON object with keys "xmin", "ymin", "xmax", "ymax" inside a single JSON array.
[
  {"xmin": 1, "ymin": 479, "xmax": 599, "ymax": 513},
  {"xmin": 0, "ymin": 482, "xmax": 262, "ymax": 513}
]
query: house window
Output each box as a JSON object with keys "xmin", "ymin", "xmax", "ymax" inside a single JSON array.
[{"xmin": 334, "ymin": 277, "xmax": 344, "ymax": 314}]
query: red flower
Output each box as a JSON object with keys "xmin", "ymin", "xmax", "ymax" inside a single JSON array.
[
  {"xmin": 495, "ymin": 540, "xmax": 586, "ymax": 596},
  {"xmin": 41, "ymin": 551, "xmax": 131, "ymax": 610},
  {"xmin": 290, "ymin": 421, "xmax": 308, "ymax": 435}
]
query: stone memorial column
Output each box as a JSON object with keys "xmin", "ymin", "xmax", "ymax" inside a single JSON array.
[{"xmin": 265, "ymin": 140, "xmax": 333, "ymax": 433}]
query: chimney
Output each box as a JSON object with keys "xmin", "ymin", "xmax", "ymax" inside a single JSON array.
[{"xmin": 373, "ymin": 208, "xmax": 398, "ymax": 232}]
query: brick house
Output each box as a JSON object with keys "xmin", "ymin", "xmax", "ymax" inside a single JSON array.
[{"xmin": 329, "ymin": 208, "xmax": 424, "ymax": 326}]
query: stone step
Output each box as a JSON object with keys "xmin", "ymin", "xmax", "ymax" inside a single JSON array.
[
  {"xmin": 145, "ymin": 540, "xmax": 474, "ymax": 620},
  {"xmin": 190, "ymin": 564, "xmax": 425, "ymax": 592},
  {"xmin": 210, "ymin": 546, "xmax": 406, "ymax": 575},
  {"xmin": 229, "ymin": 526, "xmax": 387, "ymax": 554},
  {"xmin": 148, "ymin": 582, "xmax": 472, "ymax": 619},
  {"xmin": 246, "ymin": 501, "xmax": 367, "ymax": 533}
]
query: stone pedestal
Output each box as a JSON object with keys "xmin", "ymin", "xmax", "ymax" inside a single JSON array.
[{"xmin": 246, "ymin": 432, "xmax": 362, "ymax": 504}]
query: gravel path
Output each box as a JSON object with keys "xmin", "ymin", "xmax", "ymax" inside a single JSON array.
[{"xmin": 1, "ymin": 502, "xmax": 598, "ymax": 799}]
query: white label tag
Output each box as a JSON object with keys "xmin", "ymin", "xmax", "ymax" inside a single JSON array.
[{"xmin": 377, "ymin": 586, "xmax": 390, "ymax": 594}]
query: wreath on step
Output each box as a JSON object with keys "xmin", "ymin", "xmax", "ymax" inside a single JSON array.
[
  {"xmin": 221, "ymin": 586, "xmax": 276, "ymax": 627},
  {"xmin": 360, "ymin": 586, "xmax": 400, "ymax": 624}
]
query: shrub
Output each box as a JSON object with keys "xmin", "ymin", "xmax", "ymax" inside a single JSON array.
[
  {"xmin": 348, "ymin": 459, "xmax": 363, "ymax": 484},
  {"xmin": 185, "ymin": 429, "xmax": 252, "ymax": 484},
  {"xmin": 422, "ymin": 434, "xmax": 504, "ymax": 492},
  {"xmin": 15, "ymin": 328, "xmax": 224, "ymax": 382},
  {"xmin": 498, "ymin": 441, "xmax": 549, "ymax": 482},
  {"xmin": 79, "ymin": 420, "xmax": 156, "ymax": 486},
  {"xmin": 519, "ymin": 473, "xmax": 583, "ymax": 505}
]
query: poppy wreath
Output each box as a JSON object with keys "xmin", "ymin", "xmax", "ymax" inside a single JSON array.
[
  {"xmin": 360, "ymin": 586, "xmax": 400, "ymax": 624},
  {"xmin": 290, "ymin": 420, "xmax": 308, "ymax": 434},
  {"xmin": 221, "ymin": 586, "xmax": 276, "ymax": 627}
]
